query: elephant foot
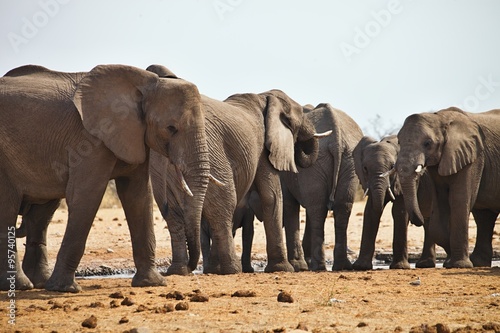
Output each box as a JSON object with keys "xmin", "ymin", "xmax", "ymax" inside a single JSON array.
[
  {"xmin": 0, "ymin": 271, "xmax": 33, "ymax": 291},
  {"xmin": 415, "ymin": 258, "xmax": 436, "ymax": 268},
  {"xmin": 445, "ymin": 258, "xmax": 473, "ymax": 269},
  {"xmin": 352, "ymin": 259, "xmax": 373, "ymax": 271},
  {"xmin": 308, "ymin": 261, "xmax": 327, "ymax": 271},
  {"xmin": 219, "ymin": 262, "xmax": 242, "ymax": 275},
  {"xmin": 332, "ymin": 259, "xmax": 353, "ymax": 271},
  {"xmin": 166, "ymin": 263, "xmax": 191, "ymax": 276},
  {"xmin": 26, "ymin": 268, "xmax": 51, "ymax": 289},
  {"xmin": 470, "ymin": 252, "xmax": 491, "ymax": 267},
  {"xmin": 132, "ymin": 269, "xmax": 166, "ymax": 287},
  {"xmin": 45, "ymin": 275, "xmax": 81, "ymax": 293},
  {"xmin": 242, "ymin": 264, "xmax": 255, "ymax": 273},
  {"xmin": 265, "ymin": 260, "xmax": 294, "ymax": 273},
  {"xmin": 390, "ymin": 260, "xmax": 411, "ymax": 270},
  {"xmin": 289, "ymin": 259, "xmax": 309, "ymax": 272}
]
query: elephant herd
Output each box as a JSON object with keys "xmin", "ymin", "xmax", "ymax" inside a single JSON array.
[{"xmin": 0, "ymin": 64, "xmax": 498, "ymax": 293}]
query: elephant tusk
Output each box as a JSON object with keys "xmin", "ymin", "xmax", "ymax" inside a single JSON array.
[
  {"xmin": 313, "ymin": 130, "xmax": 333, "ymax": 138},
  {"xmin": 176, "ymin": 167, "xmax": 193, "ymax": 197},
  {"xmin": 388, "ymin": 187, "xmax": 396, "ymax": 201},
  {"xmin": 379, "ymin": 168, "xmax": 396, "ymax": 178},
  {"xmin": 415, "ymin": 165, "xmax": 423, "ymax": 173},
  {"xmin": 363, "ymin": 188, "xmax": 369, "ymax": 198},
  {"xmin": 209, "ymin": 174, "xmax": 225, "ymax": 187}
]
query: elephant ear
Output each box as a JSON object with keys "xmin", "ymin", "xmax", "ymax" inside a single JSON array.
[
  {"xmin": 145, "ymin": 64, "xmax": 178, "ymax": 78},
  {"xmin": 265, "ymin": 95, "xmax": 298, "ymax": 173},
  {"xmin": 353, "ymin": 136, "xmax": 377, "ymax": 189},
  {"xmin": 73, "ymin": 65, "xmax": 158, "ymax": 164},
  {"xmin": 438, "ymin": 118, "xmax": 484, "ymax": 176}
]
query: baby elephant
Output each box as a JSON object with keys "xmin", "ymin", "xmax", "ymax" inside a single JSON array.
[{"xmin": 352, "ymin": 135, "xmax": 436, "ymax": 270}]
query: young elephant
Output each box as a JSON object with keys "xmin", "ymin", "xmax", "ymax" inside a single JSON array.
[
  {"xmin": 0, "ymin": 64, "xmax": 209, "ymax": 292},
  {"xmin": 397, "ymin": 107, "xmax": 500, "ymax": 268},
  {"xmin": 351, "ymin": 135, "xmax": 435, "ymax": 270},
  {"xmin": 149, "ymin": 65, "xmax": 328, "ymax": 275},
  {"xmin": 280, "ymin": 103, "xmax": 362, "ymax": 271}
]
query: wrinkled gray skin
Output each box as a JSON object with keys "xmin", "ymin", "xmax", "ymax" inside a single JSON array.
[
  {"xmin": 280, "ymin": 103, "xmax": 362, "ymax": 271},
  {"xmin": 201, "ymin": 190, "xmax": 262, "ymax": 273},
  {"xmin": 351, "ymin": 135, "xmax": 435, "ymax": 270},
  {"xmin": 0, "ymin": 64, "xmax": 209, "ymax": 292},
  {"xmin": 397, "ymin": 107, "xmax": 500, "ymax": 268},
  {"xmin": 149, "ymin": 65, "xmax": 320, "ymax": 275}
]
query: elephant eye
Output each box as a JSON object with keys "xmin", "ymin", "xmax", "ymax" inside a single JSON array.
[
  {"xmin": 423, "ymin": 139, "xmax": 432, "ymax": 149},
  {"xmin": 167, "ymin": 125, "xmax": 178, "ymax": 135}
]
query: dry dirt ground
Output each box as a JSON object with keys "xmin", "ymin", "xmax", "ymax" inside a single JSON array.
[{"xmin": 3, "ymin": 201, "xmax": 500, "ymax": 333}]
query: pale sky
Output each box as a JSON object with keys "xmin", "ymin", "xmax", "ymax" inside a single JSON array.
[{"xmin": 2, "ymin": 0, "xmax": 500, "ymax": 136}]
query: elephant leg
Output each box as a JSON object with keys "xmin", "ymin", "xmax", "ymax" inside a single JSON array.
[
  {"xmin": 255, "ymin": 160, "xmax": 294, "ymax": 273},
  {"xmin": 45, "ymin": 158, "xmax": 115, "ymax": 292},
  {"xmin": 201, "ymin": 218, "xmax": 213, "ymax": 273},
  {"xmin": 470, "ymin": 209, "xmax": 497, "ymax": 267},
  {"xmin": 0, "ymin": 190, "xmax": 33, "ymax": 291},
  {"xmin": 353, "ymin": 195, "xmax": 383, "ymax": 271},
  {"xmin": 115, "ymin": 167, "xmax": 165, "ymax": 287},
  {"xmin": 307, "ymin": 207, "xmax": 328, "ymax": 271},
  {"xmin": 22, "ymin": 200, "xmax": 60, "ymax": 288},
  {"xmin": 416, "ymin": 219, "xmax": 436, "ymax": 268},
  {"xmin": 390, "ymin": 196, "xmax": 411, "ymax": 269},
  {"xmin": 240, "ymin": 209, "xmax": 255, "ymax": 273},
  {"xmin": 283, "ymin": 186, "xmax": 308, "ymax": 271}
]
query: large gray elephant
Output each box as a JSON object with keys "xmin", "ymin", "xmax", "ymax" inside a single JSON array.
[
  {"xmin": 351, "ymin": 135, "xmax": 435, "ymax": 270},
  {"xmin": 0, "ymin": 64, "xmax": 210, "ymax": 292},
  {"xmin": 396, "ymin": 107, "xmax": 500, "ymax": 268},
  {"xmin": 149, "ymin": 65, "xmax": 327, "ymax": 275},
  {"xmin": 280, "ymin": 103, "xmax": 362, "ymax": 271}
]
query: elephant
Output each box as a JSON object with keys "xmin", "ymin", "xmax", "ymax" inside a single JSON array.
[
  {"xmin": 351, "ymin": 135, "xmax": 436, "ymax": 270},
  {"xmin": 148, "ymin": 65, "xmax": 328, "ymax": 275},
  {"xmin": 280, "ymin": 103, "xmax": 363, "ymax": 271},
  {"xmin": 0, "ymin": 64, "xmax": 210, "ymax": 292},
  {"xmin": 396, "ymin": 107, "xmax": 500, "ymax": 268},
  {"xmin": 201, "ymin": 190, "xmax": 262, "ymax": 273}
]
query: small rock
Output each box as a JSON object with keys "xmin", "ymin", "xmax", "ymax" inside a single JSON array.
[
  {"xmin": 190, "ymin": 292, "xmax": 209, "ymax": 302},
  {"xmin": 231, "ymin": 290, "xmax": 256, "ymax": 297},
  {"xmin": 175, "ymin": 302, "xmax": 189, "ymax": 311},
  {"xmin": 482, "ymin": 322, "xmax": 500, "ymax": 332},
  {"xmin": 166, "ymin": 290, "xmax": 185, "ymax": 300},
  {"xmin": 50, "ymin": 301, "xmax": 64, "ymax": 309},
  {"xmin": 136, "ymin": 304, "xmax": 148, "ymax": 312},
  {"xmin": 81, "ymin": 315, "xmax": 97, "ymax": 329},
  {"xmin": 109, "ymin": 291, "xmax": 124, "ymax": 299},
  {"xmin": 130, "ymin": 291, "xmax": 137, "ymax": 295},
  {"xmin": 89, "ymin": 302, "xmax": 105, "ymax": 308},
  {"xmin": 277, "ymin": 291, "xmax": 294, "ymax": 303},
  {"xmin": 106, "ymin": 248, "xmax": 114, "ymax": 253},
  {"xmin": 112, "ymin": 217, "xmax": 119, "ymax": 221},
  {"xmin": 110, "ymin": 300, "xmax": 120, "ymax": 308},
  {"xmin": 119, "ymin": 316, "xmax": 129, "ymax": 324},
  {"xmin": 121, "ymin": 297, "xmax": 135, "ymax": 306},
  {"xmin": 164, "ymin": 303, "xmax": 175, "ymax": 312},
  {"xmin": 296, "ymin": 322, "xmax": 308, "ymax": 330},
  {"xmin": 357, "ymin": 322, "xmax": 368, "ymax": 328}
]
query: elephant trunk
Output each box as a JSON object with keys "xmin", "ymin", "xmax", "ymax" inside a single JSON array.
[
  {"xmin": 184, "ymin": 131, "xmax": 210, "ymax": 272},
  {"xmin": 399, "ymin": 173, "xmax": 424, "ymax": 227},
  {"xmin": 369, "ymin": 180, "xmax": 388, "ymax": 217},
  {"xmin": 294, "ymin": 116, "xmax": 319, "ymax": 168}
]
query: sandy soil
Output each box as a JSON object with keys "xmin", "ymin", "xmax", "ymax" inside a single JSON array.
[{"xmin": 3, "ymin": 201, "xmax": 500, "ymax": 333}]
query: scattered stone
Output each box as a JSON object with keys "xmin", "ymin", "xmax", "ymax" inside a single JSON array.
[
  {"xmin": 136, "ymin": 304, "xmax": 148, "ymax": 312},
  {"xmin": 277, "ymin": 291, "xmax": 294, "ymax": 303},
  {"xmin": 110, "ymin": 300, "xmax": 120, "ymax": 308},
  {"xmin": 231, "ymin": 290, "xmax": 257, "ymax": 297},
  {"xmin": 190, "ymin": 291, "xmax": 209, "ymax": 302},
  {"xmin": 357, "ymin": 322, "xmax": 368, "ymax": 328},
  {"xmin": 483, "ymin": 322, "xmax": 500, "ymax": 331},
  {"xmin": 106, "ymin": 248, "xmax": 114, "ymax": 253},
  {"xmin": 121, "ymin": 297, "xmax": 135, "ymax": 306},
  {"xmin": 81, "ymin": 315, "xmax": 97, "ymax": 329},
  {"xmin": 165, "ymin": 303, "xmax": 175, "ymax": 312},
  {"xmin": 230, "ymin": 309, "xmax": 240, "ymax": 314},
  {"xmin": 211, "ymin": 292, "xmax": 228, "ymax": 298},
  {"xmin": 109, "ymin": 291, "xmax": 124, "ymax": 299},
  {"xmin": 130, "ymin": 291, "xmax": 137, "ymax": 295},
  {"xmin": 435, "ymin": 323, "xmax": 451, "ymax": 333},
  {"xmin": 50, "ymin": 301, "xmax": 64, "ymax": 309},
  {"xmin": 273, "ymin": 327, "xmax": 286, "ymax": 333},
  {"xmin": 112, "ymin": 217, "xmax": 119, "ymax": 221},
  {"xmin": 119, "ymin": 316, "xmax": 129, "ymax": 324},
  {"xmin": 175, "ymin": 302, "xmax": 189, "ymax": 311},
  {"xmin": 89, "ymin": 302, "xmax": 105, "ymax": 308},
  {"xmin": 166, "ymin": 290, "xmax": 185, "ymax": 300},
  {"xmin": 296, "ymin": 321, "xmax": 308, "ymax": 330}
]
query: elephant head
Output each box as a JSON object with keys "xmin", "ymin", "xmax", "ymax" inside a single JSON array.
[
  {"xmin": 396, "ymin": 107, "xmax": 484, "ymax": 226},
  {"xmin": 73, "ymin": 64, "xmax": 210, "ymax": 270},
  {"xmin": 353, "ymin": 135, "xmax": 401, "ymax": 216},
  {"xmin": 260, "ymin": 90, "xmax": 329, "ymax": 171}
]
